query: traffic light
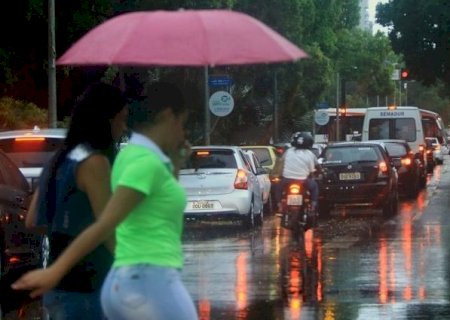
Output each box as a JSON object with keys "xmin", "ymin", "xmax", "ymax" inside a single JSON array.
[{"xmin": 401, "ymin": 69, "xmax": 410, "ymax": 80}]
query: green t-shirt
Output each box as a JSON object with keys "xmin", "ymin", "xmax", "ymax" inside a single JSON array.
[{"xmin": 111, "ymin": 144, "xmax": 186, "ymax": 268}]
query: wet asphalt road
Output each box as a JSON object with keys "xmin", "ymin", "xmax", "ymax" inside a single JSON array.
[
  {"xmin": 181, "ymin": 159, "xmax": 450, "ymax": 320},
  {"xmin": 4, "ymin": 159, "xmax": 450, "ymax": 319}
]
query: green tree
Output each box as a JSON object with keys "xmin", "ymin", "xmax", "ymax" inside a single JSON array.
[{"xmin": 376, "ymin": 0, "xmax": 450, "ymax": 87}]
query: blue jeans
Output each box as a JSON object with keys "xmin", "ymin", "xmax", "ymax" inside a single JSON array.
[
  {"xmin": 43, "ymin": 289, "xmax": 104, "ymax": 320},
  {"xmin": 101, "ymin": 265, "xmax": 198, "ymax": 320}
]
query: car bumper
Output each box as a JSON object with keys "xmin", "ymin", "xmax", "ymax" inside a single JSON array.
[
  {"xmin": 319, "ymin": 181, "xmax": 390, "ymax": 207},
  {"xmin": 184, "ymin": 190, "xmax": 252, "ymax": 220}
]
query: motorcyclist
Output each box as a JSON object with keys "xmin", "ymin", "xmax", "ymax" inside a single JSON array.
[{"xmin": 276, "ymin": 131, "xmax": 320, "ymax": 212}]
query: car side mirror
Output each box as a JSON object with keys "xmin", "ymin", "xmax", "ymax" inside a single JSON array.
[{"xmin": 256, "ymin": 167, "xmax": 268, "ymax": 175}]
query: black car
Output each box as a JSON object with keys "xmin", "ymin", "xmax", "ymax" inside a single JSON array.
[
  {"xmin": 370, "ymin": 139, "xmax": 426, "ymax": 198},
  {"xmin": 317, "ymin": 141, "xmax": 399, "ymax": 218}
]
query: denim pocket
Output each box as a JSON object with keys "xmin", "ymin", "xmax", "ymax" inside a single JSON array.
[{"xmin": 115, "ymin": 267, "xmax": 148, "ymax": 309}]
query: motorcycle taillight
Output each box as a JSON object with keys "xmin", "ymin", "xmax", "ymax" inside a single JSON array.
[{"xmin": 288, "ymin": 183, "xmax": 301, "ymax": 195}]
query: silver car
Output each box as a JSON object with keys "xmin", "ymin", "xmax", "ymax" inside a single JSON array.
[
  {"xmin": 0, "ymin": 126, "xmax": 67, "ymax": 191},
  {"xmin": 179, "ymin": 146, "xmax": 263, "ymax": 228}
]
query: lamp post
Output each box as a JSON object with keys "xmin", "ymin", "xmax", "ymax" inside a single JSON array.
[{"xmin": 48, "ymin": 0, "xmax": 57, "ymax": 128}]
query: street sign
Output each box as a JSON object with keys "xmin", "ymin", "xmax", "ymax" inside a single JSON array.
[
  {"xmin": 314, "ymin": 110, "xmax": 330, "ymax": 126},
  {"xmin": 316, "ymin": 102, "xmax": 330, "ymax": 109},
  {"xmin": 209, "ymin": 91, "xmax": 234, "ymax": 117},
  {"xmin": 208, "ymin": 75, "xmax": 233, "ymax": 87}
]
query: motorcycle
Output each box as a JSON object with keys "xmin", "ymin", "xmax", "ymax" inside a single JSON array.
[{"xmin": 280, "ymin": 179, "xmax": 317, "ymax": 242}]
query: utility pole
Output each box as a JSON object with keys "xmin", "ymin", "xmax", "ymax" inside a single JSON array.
[
  {"xmin": 336, "ymin": 72, "xmax": 340, "ymax": 141},
  {"xmin": 48, "ymin": 0, "xmax": 57, "ymax": 128}
]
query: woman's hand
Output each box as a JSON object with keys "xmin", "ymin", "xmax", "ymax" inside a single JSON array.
[{"xmin": 11, "ymin": 267, "xmax": 61, "ymax": 298}]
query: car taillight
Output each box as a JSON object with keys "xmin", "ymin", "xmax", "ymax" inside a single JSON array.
[
  {"xmin": 419, "ymin": 145, "xmax": 425, "ymax": 153},
  {"xmin": 234, "ymin": 169, "xmax": 248, "ymax": 189},
  {"xmin": 378, "ymin": 161, "xmax": 388, "ymax": 177},
  {"xmin": 401, "ymin": 157, "xmax": 412, "ymax": 166},
  {"xmin": 8, "ymin": 256, "xmax": 21, "ymax": 264},
  {"xmin": 288, "ymin": 183, "xmax": 301, "ymax": 195}
]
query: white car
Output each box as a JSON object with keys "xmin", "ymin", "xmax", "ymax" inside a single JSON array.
[
  {"xmin": 0, "ymin": 126, "xmax": 67, "ymax": 191},
  {"xmin": 425, "ymin": 137, "xmax": 448, "ymax": 165},
  {"xmin": 179, "ymin": 146, "xmax": 263, "ymax": 228},
  {"xmin": 243, "ymin": 149, "xmax": 272, "ymax": 214}
]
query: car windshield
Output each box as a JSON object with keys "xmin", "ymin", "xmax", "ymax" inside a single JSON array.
[
  {"xmin": 324, "ymin": 146, "xmax": 379, "ymax": 163},
  {"xmin": 183, "ymin": 149, "xmax": 237, "ymax": 169},
  {"xmin": 0, "ymin": 137, "xmax": 64, "ymax": 168}
]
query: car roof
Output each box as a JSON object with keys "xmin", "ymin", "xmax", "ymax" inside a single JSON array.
[
  {"xmin": 0, "ymin": 127, "xmax": 67, "ymax": 139},
  {"xmin": 326, "ymin": 141, "xmax": 385, "ymax": 148}
]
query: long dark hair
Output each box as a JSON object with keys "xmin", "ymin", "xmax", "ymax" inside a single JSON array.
[{"xmin": 42, "ymin": 82, "xmax": 126, "ymax": 201}]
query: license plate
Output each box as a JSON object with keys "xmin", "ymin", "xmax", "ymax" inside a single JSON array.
[
  {"xmin": 287, "ymin": 194, "xmax": 303, "ymax": 206},
  {"xmin": 191, "ymin": 201, "xmax": 214, "ymax": 210},
  {"xmin": 339, "ymin": 172, "xmax": 361, "ymax": 180}
]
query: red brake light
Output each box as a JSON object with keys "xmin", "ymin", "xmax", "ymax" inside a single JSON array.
[
  {"xmin": 378, "ymin": 161, "xmax": 388, "ymax": 176},
  {"xmin": 419, "ymin": 145, "xmax": 425, "ymax": 152},
  {"xmin": 15, "ymin": 136, "xmax": 46, "ymax": 142},
  {"xmin": 401, "ymin": 158, "xmax": 412, "ymax": 166},
  {"xmin": 234, "ymin": 169, "xmax": 248, "ymax": 189},
  {"xmin": 9, "ymin": 256, "xmax": 21, "ymax": 264},
  {"xmin": 288, "ymin": 184, "xmax": 301, "ymax": 195},
  {"xmin": 196, "ymin": 151, "xmax": 210, "ymax": 156}
]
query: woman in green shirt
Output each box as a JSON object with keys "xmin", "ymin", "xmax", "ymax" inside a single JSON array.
[{"xmin": 13, "ymin": 82, "xmax": 198, "ymax": 320}]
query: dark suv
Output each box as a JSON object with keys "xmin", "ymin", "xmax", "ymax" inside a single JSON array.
[
  {"xmin": 318, "ymin": 141, "xmax": 399, "ymax": 218},
  {"xmin": 370, "ymin": 139, "xmax": 426, "ymax": 198}
]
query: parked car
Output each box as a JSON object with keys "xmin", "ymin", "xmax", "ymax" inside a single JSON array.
[
  {"xmin": 179, "ymin": 146, "xmax": 263, "ymax": 228},
  {"xmin": 317, "ymin": 141, "xmax": 399, "ymax": 218},
  {"xmin": 240, "ymin": 145, "xmax": 279, "ymax": 174},
  {"xmin": 0, "ymin": 149, "xmax": 41, "ymax": 275},
  {"xmin": 370, "ymin": 139, "xmax": 425, "ymax": 197},
  {"xmin": 425, "ymin": 137, "xmax": 447, "ymax": 165},
  {"xmin": 241, "ymin": 145, "xmax": 283, "ymax": 212},
  {"xmin": 0, "ymin": 127, "xmax": 67, "ymax": 191},
  {"xmin": 243, "ymin": 149, "xmax": 272, "ymax": 214}
]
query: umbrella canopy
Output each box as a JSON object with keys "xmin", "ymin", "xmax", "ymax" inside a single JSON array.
[{"xmin": 57, "ymin": 10, "xmax": 308, "ymax": 66}]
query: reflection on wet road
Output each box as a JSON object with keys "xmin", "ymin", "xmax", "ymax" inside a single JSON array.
[{"xmin": 182, "ymin": 163, "xmax": 450, "ymax": 319}]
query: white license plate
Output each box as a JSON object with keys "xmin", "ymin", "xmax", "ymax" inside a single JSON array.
[
  {"xmin": 339, "ymin": 172, "xmax": 361, "ymax": 180},
  {"xmin": 287, "ymin": 194, "xmax": 303, "ymax": 206},
  {"xmin": 190, "ymin": 201, "xmax": 215, "ymax": 210}
]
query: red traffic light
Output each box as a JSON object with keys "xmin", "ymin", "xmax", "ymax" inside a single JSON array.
[{"xmin": 401, "ymin": 69, "xmax": 409, "ymax": 79}]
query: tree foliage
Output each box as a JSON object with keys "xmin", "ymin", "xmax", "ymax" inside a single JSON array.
[
  {"xmin": 376, "ymin": 0, "xmax": 450, "ymax": 87},
  {"xmin": 0, "ymin": 0, "xmax": 402, "ymax": 142}
]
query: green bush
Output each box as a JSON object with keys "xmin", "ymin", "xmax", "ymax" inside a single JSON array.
[{"xmin": 0, "ymin": 97, "xmax": 48, "ymax": 130}]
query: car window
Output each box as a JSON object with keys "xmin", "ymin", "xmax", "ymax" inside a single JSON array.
[
  {"xmin": 0, "ymin": 151, "xmax": 28, "ymax": 190},
  {"xmin": 324, "ymin": 147, "xmax": 380, "ymax": 163},
  {"xmin": 245, "ymin": 148, "xmax": 272, "ymax": 166},
  {"xmin": 384, "ymin": 143, "xmax": 408, "ymax": 157},
  {"xmin": 0, "ymin": 137, "xmax": 64, "ymax": 168},
  {"xmin": 369, "ymin": 118, "xmax": 416, "ymax": 141},
  {"xmin": 183, "ymin": 149, "xmax": 237, "ymax": 169}
]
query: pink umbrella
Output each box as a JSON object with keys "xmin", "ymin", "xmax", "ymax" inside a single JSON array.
[{"xmin": 57, "ymin": 10, "xmax": 307, "ymax": 66}]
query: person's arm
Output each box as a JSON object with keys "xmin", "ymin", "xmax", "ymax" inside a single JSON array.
[
  {"xmin": 77, "ymin": 154, "xmax": 115, "ymax": 252},
  {"xmin": 25, "ymin": 188, "xmax": 39, "ymax": 229},
  {"xmin": 12, "ymin": 186, "xmax": 144, "ymax": 298}
]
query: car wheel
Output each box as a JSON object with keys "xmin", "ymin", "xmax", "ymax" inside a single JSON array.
[
  {"xmin": 318, "ymin": 201, "xmax": 331, "ymax": 219},
  {"xmin": 243, "ymin": 201, "xmax": 255, "ymax": 229},
  {"xmin": 263, "ymin": 194, "xmax": 272, "ymax": 215},
  {"xmin": 41, "ymin": 235, "xmax": 50, "ymax": 268},
  {"xmin": 406, "ymin": 178, "xmax": 419, "ymax": 199},
  {"xmin": 383, "ymin": 191, "xmax": 398, "ymax": 218}
]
